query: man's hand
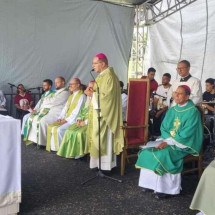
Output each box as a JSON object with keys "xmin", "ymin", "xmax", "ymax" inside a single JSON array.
[
  {"xmin": 59, "ymin": 119, "xmax": 67, "ymax": 125},
  {"xmin": 155, "ymin": 142, "xmax": 168, "ymax": 150},
  {"xmin": 57, "ymin": 119, "xmax": 67, "ymax": 125}
]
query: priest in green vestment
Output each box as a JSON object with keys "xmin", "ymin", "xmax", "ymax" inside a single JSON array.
[
  {"xmin": 22, "ymin": 79, "xmax": 54, "ymax": 139},
  {"xmin": 57, "ymin": 81, "xmax": 94, "ymax": 158},
  {"xmin": 46, "ymin": 78, "xmax": 85, "ymax": 152},
  {"xmin": 87, "ymin": 53, "xmax": 124, "ymax": 170},
  {"xmin": 23, "ymin": 77, "xmax": 69, "ymax": 146},
  {"xmin": 136, "ymin": 85, "xmax": 203, "ymax": 198}
]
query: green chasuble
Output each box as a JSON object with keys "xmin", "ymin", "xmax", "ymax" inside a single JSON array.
[
  {"xmin": 46, "ymin": 90, "xmax": 83, "ymax": 151},
  {"xmin": 136, "ymin": 100, "xmax": 203, "ymax": 176},
  {"xmin": 57, "ymin": 97, "xmax": 91, "ymax": 158},
  {"xmin": 87, "ymin": 67, "xmax": 124, "ymax": 158},
  {"xmin": 23, "ymin": 90, "xmax": 55, "ymax": 144}
]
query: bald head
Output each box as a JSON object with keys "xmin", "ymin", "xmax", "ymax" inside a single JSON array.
[
  {"xmin": 55, "ymin": 76, "xmax": 65, "ymax": 90},
  {"xmin": 69, "ymin": 78, "xmax": 81, "ymax": 93}
]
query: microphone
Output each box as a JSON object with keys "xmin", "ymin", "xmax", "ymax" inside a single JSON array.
[
  {"xmin": 152, "ymin": 92, "xmax": 167, "ymax": 99},
  {"xmin": 8, "ymin": 83, "xmax": 16, "ymax": 87},
  {"xmin": 90, "ymin": 69, "xmax": 96, "ymax": 82}
]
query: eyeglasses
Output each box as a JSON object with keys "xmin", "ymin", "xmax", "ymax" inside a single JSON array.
[
  {"xmin": 173, "ymin": 91, "xmax": 186, "ymax": 96},
  {"xmin": 92, "ymin": 61, "xmax": 102, "ymax": 65},
  {"xmin": 176, "ymin": 67, "xmax": 188, "ymax": 71}
]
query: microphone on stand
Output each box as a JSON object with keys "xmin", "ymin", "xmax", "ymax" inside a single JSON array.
[
  {"xmin": 90, "ymin": 69, "xmax": 95, "ymax": 81},
  {"xmin": 8, "ymin": 83, "xmax": 17, "ymax": 88},
  {"xmin": 152, "ymin": 92, "xmax": 167, "ymax": 99}
]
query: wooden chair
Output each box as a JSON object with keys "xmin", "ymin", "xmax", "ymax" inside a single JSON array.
[
  {"xmin": 120, "ymin": 79, "xmax": 150, "ymax": 176},
  {"xmin": 182, "ymin": 106, "xmax": 205, "ymax": 178},
  {"xmin": 183, "ymin": 151, "xmax": 203, "ymax": 178}
]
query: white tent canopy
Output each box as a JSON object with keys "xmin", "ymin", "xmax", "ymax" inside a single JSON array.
[
  {"xmin": 0, "ymin": 0, "xmax": 135, "ymax": 92},
  {"xmin": 144, "ymin": 0, "xmax": 215, "ymax": 87},
  {"xmin": 0, "ymin": 0, "xmax": 214, "ymax": 93}
]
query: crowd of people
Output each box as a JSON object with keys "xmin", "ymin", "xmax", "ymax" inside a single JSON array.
[{"xmin": 0, "ymin": 55, "xmax": 214, "ymax": 214}]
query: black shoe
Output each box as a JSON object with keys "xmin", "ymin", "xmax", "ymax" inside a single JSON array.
[
  {"xmin": 155, "ymin": 192, "xmax": 170, "ymax": 199},
  {"xmin": 142, "ymin": 188, "xmax": 153, "ymax": 193}
]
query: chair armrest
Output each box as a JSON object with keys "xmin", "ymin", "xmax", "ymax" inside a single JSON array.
[{"xmin": 121, "ymin": 125, "xmax": 148, "ymax": 129}]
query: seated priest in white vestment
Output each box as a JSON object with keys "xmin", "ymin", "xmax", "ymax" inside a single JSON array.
[
  {"xmin": 46, "ymin": 78, "xmax": 85, "ymax": 152},
  {"xmin": 190, "ymin": 160, "xmax": 215, "ymax": 215},
  {"xmin": 22, "ymin": 79, "xmax": 54, "ymax": 135},
  {"xmin": 136, "ymin": 85, "xmax": 203, "ymax": 199},
  {"xmin": 57, "ymin": 81, "xmax": 94, "ymax": 158},
  {"xmin": 88, "ymin": 53, "xmax": 124, "ymax": 171},
  {"xmin": 23, "ymin": 76, "xmax": 69, "ymax": 146},
  {"xmin": 167, "ymin": 60, "xmax": 202, "ymax": 107}
]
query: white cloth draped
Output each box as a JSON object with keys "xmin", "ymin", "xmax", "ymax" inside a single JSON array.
[{"xmin": 0, "ymin": 115, "xmax": 21, "ymax": 209}]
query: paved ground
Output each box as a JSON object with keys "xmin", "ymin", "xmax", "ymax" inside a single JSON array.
[{"xmin": 20, "ymin": 143, "xmax": 201, "ymax": 215}]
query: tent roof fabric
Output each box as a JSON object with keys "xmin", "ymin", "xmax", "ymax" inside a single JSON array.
[{"xmin": 95, "ymin": 0, "xmax": 158, "ymax": 6}]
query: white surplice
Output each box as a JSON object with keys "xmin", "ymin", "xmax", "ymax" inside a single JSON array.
[
  {"xmin": 21, "ymin": 90, "xmax": 53, "ymax": 134},
  {"xmin": 27, "ymin": 87, "xmax": 69, "ymax": 146},
  {"xmin": 167, "ymin": 76, "xmax": 202, "ymax": 106}
]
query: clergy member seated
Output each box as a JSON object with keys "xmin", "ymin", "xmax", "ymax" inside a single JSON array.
[
  {"xmin": 46, "ymin": 78, "xmax": 85, "ymax": 152},
  {"xmin": 190, "ymin": 160, "xmax": 215, "ymax": 215},
  {"xmin": 24, "ymin": 76, "xmax": 69, "ymax": 146},
  {"xmin": 0, "ymin": 90, "xmax": 9, "ymax": 115},
  {"xmin": 57, "ymin": 81, "xmax": 94, "ymax": 158},
  {"xmin": 136, "ymin": 85, "xmax": 203, "ymax": 199},
  {"xmin": 22, "ymin": 79, "xmax": 54, "ymax": 136}
]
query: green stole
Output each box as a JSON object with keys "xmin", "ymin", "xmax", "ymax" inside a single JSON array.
[
  {"xmin": 23, "ymin": 90, "xmax": 55, "ymax": 144},
  {"xmin": 46, "ymin": 90, "xmax": 83, "ymax": 151}
]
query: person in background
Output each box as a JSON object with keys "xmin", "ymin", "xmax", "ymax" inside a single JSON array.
[
  {"xmin": 119, "ymin": 81, "xmax": 128, "ymax": 121},
  {"xmin": 201, "ymin": 78, "xmax": 215, "ymax": 137},
  {"xmin": 14, "ymin": 84, "xmax": 33, "ymax": 120},
  {"xmin": 141, "ymin": 67, "xmax": 158, "ymax": 96},
  {"xmin": 0, "ymin": 90, "xmax": 9, "ymax": 115},
  {"xmin": 152, "ymin": 73, "xmax": 171, "ymax": 136},
  {"xmin": 202, "ymin": 78, "xmax": 215, "ymax": 115},
  {"xmin": 167, "ymin": 60, "xmax": 202, "ymax": 106}
]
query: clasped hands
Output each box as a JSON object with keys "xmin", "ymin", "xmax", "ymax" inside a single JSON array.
[
  {"xmin": 76, "ymin": 119, "xmax": 85, "ymax": 127},
  {"xmin": 155, "ymin": 141, "xmax": 168, "ymax": 150},
  {"xmin": 57, "ymin": 119, "xmax": 67, "ymax": 125}
]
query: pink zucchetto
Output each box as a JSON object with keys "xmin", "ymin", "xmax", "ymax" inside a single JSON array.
[
  {"xmin": 179, "ymin": 85, "xmax": 191, "ymax": 95},
  {"xmin": 95, "ymin": 53, "xmax": 107, "ymax": 60}
]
